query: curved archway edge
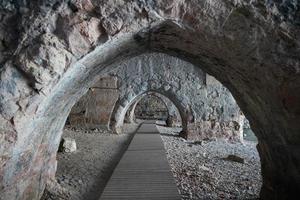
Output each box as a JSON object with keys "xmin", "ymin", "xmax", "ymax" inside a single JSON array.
[
  {"xmin": 110, "ymin": 90, "xmax": 187, "ymax": 135},
  {"xmin": 129, "ymin": 92, "xmax": 183, "ymax": 127}
]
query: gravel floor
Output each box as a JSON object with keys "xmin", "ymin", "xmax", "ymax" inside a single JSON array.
[
  {"xmin": 42, "ymin": 124, "xmax": 138, "ymax": 200},
  {"xmin": 158, "ymin": 126, "xmax": 262, "ymax": 200},
  {"xmin": 43, "ymin": 123, "xmax": 261, "ymax": 200}
]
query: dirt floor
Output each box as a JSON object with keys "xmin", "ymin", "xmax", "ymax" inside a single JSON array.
[{"xmin": 43, "ymin": 123, "xmax": 261, "ymax": 200}]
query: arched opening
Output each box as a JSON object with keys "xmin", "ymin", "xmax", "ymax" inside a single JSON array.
[
  {"xmin": 44, "ymin": 23, "xmax": 262, "ymax": 198},
  {"xmin": 43, "ymin": 50, "xmax": 262, "ymax": 199},
  {"xmin": 1, "ymin": 13, "xmax": 299, "ymax": 200},
  {"xmin": 124, "ymin": 91, "xmax": 184, "ymax": 133},
  {"xmin": 134, "ymin": 94, "xmax": 169, "ymax": 121},
  {"xmin": 109, "ymin": 89, "xmax": 188, "ymax": 137}
]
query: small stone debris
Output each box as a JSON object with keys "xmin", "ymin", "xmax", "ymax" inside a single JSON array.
[
  {"xmin": 59, "ymin": 137, "xmax": 77, "ymax": 153},
  {"xmin": 193, "ymin": 140, "xmax": 203, "ymax": 145},
  {"xmin": 199, "ymin": 165, "xmax": 212, "ymax": 173},
  {"xmin": 186, "ymin": 140, "xmax": 203, "ymax": 147},
  {"xmin": 224, "ymin": 155, "xmax": 245, "ymax": 164}
]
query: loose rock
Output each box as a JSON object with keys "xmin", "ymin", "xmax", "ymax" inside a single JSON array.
[
  {"xmin": 224, "ymin": 155, "xmax": 245, "ymax": 164},
  {"xmin": 59, "ymin": 138, "xmax": 77, "ymax": 153}
]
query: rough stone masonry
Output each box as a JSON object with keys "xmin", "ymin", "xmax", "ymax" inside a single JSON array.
[
  {"xmin": 68, "ymin": 76, "xmax": 119, "ymax": 128},
  {"xmin": 0, "ymin": 0, "xmax": 299, "ymax": 200}
]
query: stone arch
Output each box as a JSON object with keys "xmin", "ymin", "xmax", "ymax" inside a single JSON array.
[
  {"xmin": 124, "ymin": 92, "xmax": 182, "ymax": 126},
  {"xmin": 0, "ymin": 6, "xmax": 299, "ymax": 198},
  {"xmin": 123, "ymin": 100, "xmax": 139, "ymax": 123},
  {"xmin": 110, "ymin": 90, "xmax": 185, "ymax": 134}
]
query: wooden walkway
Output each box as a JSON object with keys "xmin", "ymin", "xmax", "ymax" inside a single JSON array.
[{"xmin": 100, "ymin": 123, "xmax": 181, "ymax": 200}]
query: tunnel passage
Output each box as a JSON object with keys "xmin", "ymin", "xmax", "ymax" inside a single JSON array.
[
  {"xmin": 0, "ymin": 1, "xmax": 299, "ymax": 199},
  {"xmin": 113, "ymin": 91, "xmax": 184, "ymax": 133},
  {"xmin": 132, "ymin": 93, "xmax": 183, "ymax": 127},
  {"xmin": 133, "ymin": 94, "xmax": 169, "ymax": 120}
]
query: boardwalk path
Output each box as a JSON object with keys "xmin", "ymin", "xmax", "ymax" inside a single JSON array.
[{"xmin": 100, "ymin": 123, "xmax": 181, "ymax": 200}]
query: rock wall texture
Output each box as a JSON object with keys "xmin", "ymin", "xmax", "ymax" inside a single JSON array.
[
  {"xmin": 0, "ymin": 0, "xmax": 299, "ymax": 199},
  {"xmin": 68, "ymin": 76, "xmax": 119, "ymax": 128}
]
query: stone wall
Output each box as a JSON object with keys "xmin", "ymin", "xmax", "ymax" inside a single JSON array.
[
  {"xmin": 186, "ymin": 74, "xmax": 245, "ymax": 141},
  {"xmin": 68, "ymin": 76, "xmax": 119, "ymax": 128}
]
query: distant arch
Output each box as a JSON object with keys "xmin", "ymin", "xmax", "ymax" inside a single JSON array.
[
  {"xmin": 109, "ymin": 90, "xmax": 189, "ymax": 137},
  {"xmin": 130, "ymin": 93, "xmax": 183, "ymax": 127}
]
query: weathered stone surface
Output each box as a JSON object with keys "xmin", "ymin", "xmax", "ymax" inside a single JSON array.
[
  {"xmin": 0, "ymin": 0, "xmax": 299, "ymax": 199},
  {"xmin": 69, "ymin": 76, "xmax": 119, "ymax": 128},
  {"xmin": 224, "ymin": 155, "xmax": 245, "ymax": 164},
  {"xmin": 93, "ymin": 76, "xmax": 119, "ymax": 89}
]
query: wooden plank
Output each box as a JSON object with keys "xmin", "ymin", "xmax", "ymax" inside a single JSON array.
[
  {"xmin": 100, "ymin": 172, "xmax": 180, "ymax": 200},
  {"xmin": 100, "ymin": 123, "xmax": 180, "ymax": 200},
  {"xmin": 137, "ymin": 123, "xmax": 157, "ymax": 132},
  {"xmin": 128, "ymin": 134, "xmax": 165, "ymax": 151},
  {"xmin": 116, "ymin": 150, "xmax": 171, "ymax": 171}
]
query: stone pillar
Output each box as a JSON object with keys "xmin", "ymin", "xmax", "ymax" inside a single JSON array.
[
  {"xmin": 128, "ymin": 102, "xmax": 138, "ymax": 123},
  {"xmin": 258, "ymin": 139, "xmax": 300, "ymax": 200},
  {"xmin": 68, "ymin": 76, "xmax": 119, "ymax": 128}
]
